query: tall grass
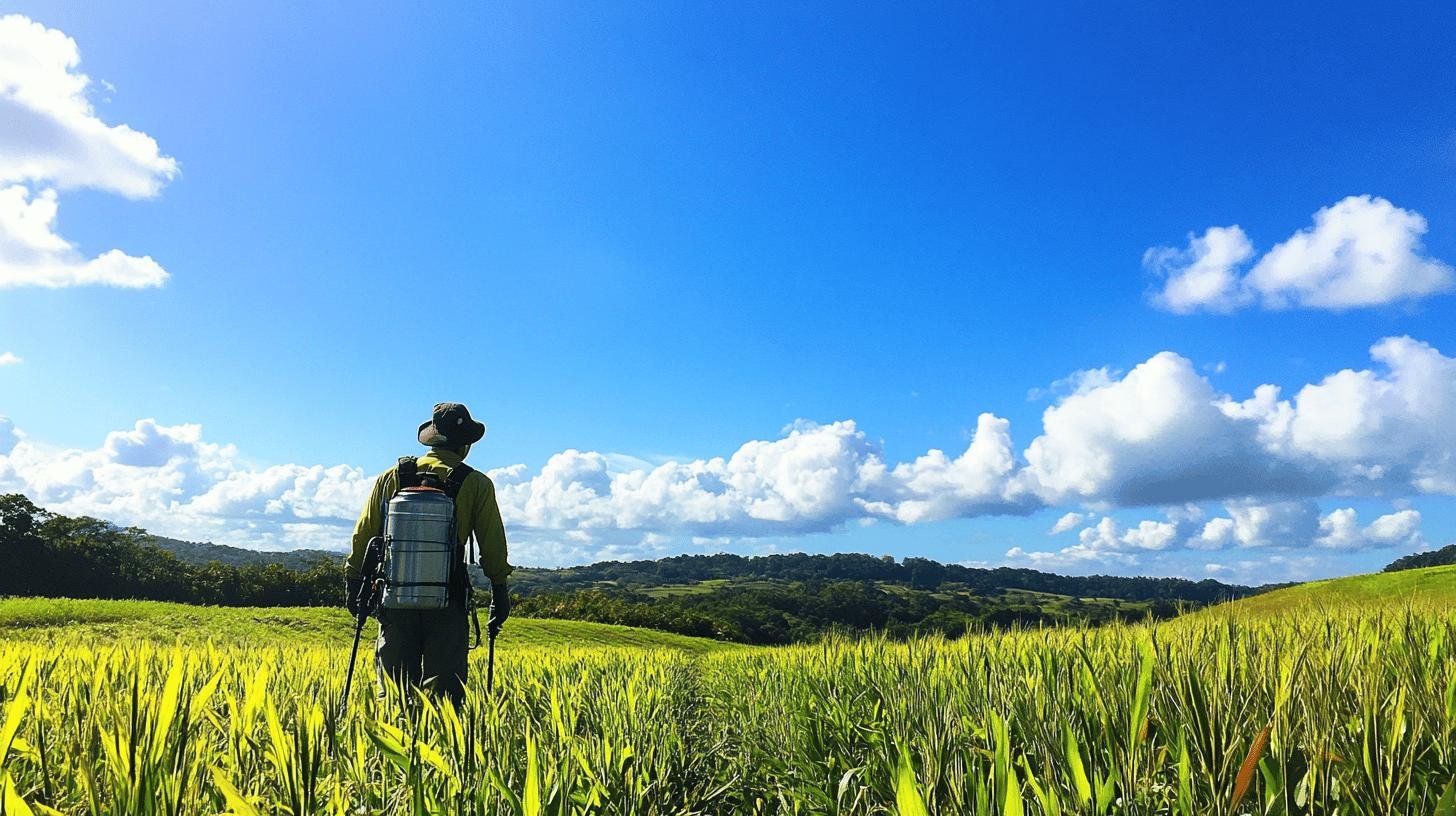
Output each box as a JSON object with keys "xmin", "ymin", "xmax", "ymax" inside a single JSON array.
[{"xmin": 1, "ymin": 607, "xmax": 1453, "ymax": 814}]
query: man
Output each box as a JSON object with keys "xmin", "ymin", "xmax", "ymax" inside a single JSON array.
[{"xmin": 345, "ymin": 402, "xmax": 511, "ymax": 706}]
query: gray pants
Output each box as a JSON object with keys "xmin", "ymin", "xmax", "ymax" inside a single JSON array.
[{"xmin": 375, "ymin": 607, "xmax": 469, "ymax": 706}]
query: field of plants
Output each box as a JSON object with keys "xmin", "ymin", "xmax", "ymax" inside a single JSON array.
[{"xmin": 1, "ymin": 576, "xmax": 1455, "ymax": 815}]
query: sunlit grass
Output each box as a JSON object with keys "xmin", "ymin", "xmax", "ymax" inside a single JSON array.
[
  {"xmin": 1212, "ymin": 563, "xmax": 1456, "ymax": 617},
  {"xmin": 1, "ymin": 583, "xmax": 1454, "ymax": 813},
  {"xmin": 0, "ymin": 597, "xmax": 742, "ymax": 654}
]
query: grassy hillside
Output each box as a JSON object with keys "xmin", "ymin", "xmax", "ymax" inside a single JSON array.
[
  {"xmin": 1216, "ymin": 563, "xmax": 1456, "ymax": 616},
  {"xmin": 0, "ymin": 597, "xmax": 741, "ymax": 654}
]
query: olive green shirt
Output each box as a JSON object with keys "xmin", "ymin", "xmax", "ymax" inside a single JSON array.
[{"xmin": 346, "ymin": 449, "xmax": 512, "ymax": 583}]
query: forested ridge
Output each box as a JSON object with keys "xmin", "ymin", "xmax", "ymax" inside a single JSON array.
[
  {"xmin": 511, "ymin": 551, "xmax": 1255, "ymax": 603},
  {"xmin": 3, "ymin": 493, "xmax": 1271, "ymax": 644},
  {"xmin": 1384, "ymin": 543, "xmax": 1456, "ymax": 572},
  {"xmin": 0, "ymin": 494, "xmax": 338, "ymax": 606}
]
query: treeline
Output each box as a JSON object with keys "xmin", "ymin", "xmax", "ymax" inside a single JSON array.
[
  {"xmin": 1385, "ymin": 544, "xmax": 1456, "ymax": 573},
  {"xmin": 515, "ymin": 582, "xmax": 1187, "ymax": 645},
  {"xmin": 0, "ymin": 493, "xmax": 1230, "ymax": 645},
  {"xmin": 0, "ymin": 494, "xmax": 341, "ymax": 606},
  {"xmin": 514, "ymin": 551, "xmax": 1256, "ymax": 603}
]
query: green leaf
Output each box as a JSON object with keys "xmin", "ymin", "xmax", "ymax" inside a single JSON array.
[
  {"xmin": 895, "ymin": 748, "xmax": 929, "ymax": 816},
  {"xmin": 1176, "ymin": 728, "xmax": 1192, "ymax": 816},
  {"xmin": 3, "ymin": 772, "xmax": 36, "ymax": 816},
  {"xmin": 209, "ymin": 767, "xmax": 263, "ymax": 816},
  {"xmin": 1065, "ymin": 726, "xmax": 1092, "ymax": 806},
  {"xmin": 0, "ymin": 663, "xmax": 33, "ymax": 771},
  {"xmin": 1020, "ymin": 756, "xmax": 1059, "ymax": 816},
  {"xmin": 1435, "ymin": 779, "xmax": 1456, "ymax": 816},
  {"xmin": 1003, "ymin": 759, "xmax": 1024, "ymax": 816},
  {"xmin": 1129, "ymin": 637, "xmax": 1155, "ymax": 750},
  {"xmin": 1096, "ymin": 771, "xmax": 1117, "ymax": 815},
  {"xmin": 363, "ymin": 719, "xmax": 410, "ymax": 772},
  {"xmin": 153, "ymin": 652, "xmax": 187, "ymax": 747},
  {"xmin": 523, "ymin": 730, "xmax": 542, "ymax": 816}
]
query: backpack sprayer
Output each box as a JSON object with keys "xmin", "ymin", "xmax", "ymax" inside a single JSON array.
[
  {"xmin": 338, "ymin": 534, "xmax": 385, "ymax": 714},
  {"xmin": 338, "ymin": 458, "xmax": 499, "ymax": 712}
]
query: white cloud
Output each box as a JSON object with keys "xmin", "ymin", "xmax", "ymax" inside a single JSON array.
[
  {"xmin": 0, "ymin": 185, "xmax": 168, "ymax": 288},
  {"xmin": 0, "ymin": 14, "xmax": 175, "ymax": 289},
  {"xmin": 1122, "ymin": 519, "xmax": 1179, "ymax": 550},
  {"xmin": 1, "ymin": 335, "xmax": 1453, "ymax": 561},
  {"xmin": 1195, "ymin": 517, "xmax": 1237, "ymax": 550},
  {"xmin": 1148, "ymin": 196, "xmax": 1454, "ymax": 313},
  {"xmin": 0, "ymin": 416, "xmax": 19, "ymax": 456},
  {"xmin": 0, "ymin": 417, "xmax": 371, "ymax": 551},
  {"xmin": 1317, "ymin": 507, "xmax": 1424, "ymax": 550},
  {"xmin": 1007, "ymin": 511, "xmax": 1192, "ymax": 570},
  {"xmin": 1049, "ymin": 511, "xmax": 1084, "ymax": 535},
  {"xmin": 0, "ymin": 352, "xmax": 20, "ymax": 366},
  {"xmin": 1146, "ymin": 225, "xmax": 1255, "ymax": 313},
  {"xmin": 1004, "ymin": 541, "xmax": 1139, "ymax": 571},
  {"xmin": 1214, "ymin": 500, "xmax": 1321, "ymax": 549},
  {"xmin": 1019, "ymin": 350, "xmax": 1324, "ymax": 506},
  {"xmin": 1192, "ymin": 502, "xmax": 1423, "ymax": 551},
  {"xmin": 1010, "ymin": 498, "xmax": 1427, "ymax": 567},
  {"xmin": 0, "ymin": 15, "xmax": 176, "ymax": 197},
  {"xmin": 1199, "ymin": 553, "xmax": 1331, "ymax": 585},
  {"xmin": 857, "ymin": 413, "xmax": 1033, "ymax": 524},
  {"xmin": 1026, "ymin": 367, "xmax": 1119, "ymax": 402},
  {"xmin": 1021, "ymin": 336, "xmax": 1456, "ymax": 507},
  {"xmin": 1363, "ymin": 509, "xmax": 1423, "ymax": 546},
  {"xmin": 1236, "ymin": 336, "xmax": 1456, "ymax": 495}
]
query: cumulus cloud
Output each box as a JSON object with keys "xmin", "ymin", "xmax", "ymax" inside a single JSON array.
[
  {"xmin": 1232, "ymin": 336, "xmax": 1456, "ymax": 495},
  {"xmin": 1197, "ymin": 500, "xmax": 1321, "ymax": 549},
  {"xmin": 1021, "ymin": 336, "xmax": 1456, "ymax": 507},
  {"xmin": 1011, "ymin": 500, "xmax": 1427, "ymax": 568},
  {"xmin": 0, "ymin": 352, "xmax": 19, "ymax": 366},
  {"xmin": 1, "ymin": 334, "xmax": 1453, "ymax": 559},
  {"xmin": 1148, "ymin": 196, "xmax": 1453, "ymax": 313},
  {"xmin": 1008, "ymin": 510, "xmax": 1202, "ymax": 569},
  {"xmin": 0, "ymin": 417, "xmax": 19, "ymax": 456},
  {"xmin": 1146, "ymin": 225, "xmax": 1255, "ymax": 313},
  {"xmin": 0, "ymin": 417, "xmax": 371, "ymax": 551},
  {"xmin": 1049, "ymin": 511, "xmax": 1085, "ymax": 535},
  {"xmin": 0, "ymin": 14, "xmax": 175, "ymax": 289},
  {"xmin": 1200, "ymin": 553, "xmax": 1332, "ymax": 585},
  {"xmin": 856, "ymin": 413, "xmax": 1033, "ymax": 524},
  {"xmin": 487, "ymin": 416, "xmax": 1032, "ymax": 537},
  {"xmin": 1197, "ymin": 503, "xmax": 1424, "ymax": 551},
  {"xmin": 1360, "ymin": 509, "xmax": 1424, "ymax": 547},
  {"xmin": 1026, "ymin": 367, "xmax": 1119, "ymax": 402},
  {"xmin": 1018, "ymin": 350, "xmax": 1327, "ymax": 506}
]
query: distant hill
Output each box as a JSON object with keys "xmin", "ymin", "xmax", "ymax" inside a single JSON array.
[
  {"xmin": 1216, "ymin": 564, "xmax": 1456, "ymax": 616},
  {"xmin": 508, "ymin": 552, "xmax": 1270, "ymax": 644},
  {"xmin": 1385, "ymin": 543, "xmax": 1456, "ymax": 573},
  {"xmin": 3, "ymin": 491, "xmax": 1273, "ymax": 646},
  {"xmin": 511, "ymin": 552, "xmax": 1260, "ymax": 604},
  {"xmin": 148, "ymin": 535, "xmax": 341, "ymax": 570}
]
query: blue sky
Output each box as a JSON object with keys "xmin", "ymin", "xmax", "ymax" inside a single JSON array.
[{"xmin": 2, "ymin": 1, "xmax": 1454, "ymax": 583}]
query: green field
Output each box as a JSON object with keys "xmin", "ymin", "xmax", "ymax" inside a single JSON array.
[
  {"xmin": 1, "ymin": 574, "xmax": 1455, "ymax": 814},
  {"xmin": 0, "ymin": 598, "xmax": 740, "ymax": 654},
  {"xmin": 1216, "ymin": 563, "xmax": 1456, "ymax": 616}
]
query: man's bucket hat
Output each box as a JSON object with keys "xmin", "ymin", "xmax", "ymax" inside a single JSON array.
[{"xmin": 418, "ymin": 402, "xmax": 486, "ymax": 447}]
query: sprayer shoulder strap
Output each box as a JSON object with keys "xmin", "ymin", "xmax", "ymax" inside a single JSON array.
[
  {"xmin": 396, "ymin": 456, "xmax": 419, "ymax": 490},
  {"xmin": 442, "ymin": 463, "xmax": 474, "ymax": 500}
]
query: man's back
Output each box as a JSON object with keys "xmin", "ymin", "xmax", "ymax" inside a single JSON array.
[
  {"xmin": 347, "ymin": 448, "xmax": 511, "ymax": 585},
  {"xmin": 341, "ymin": 402, "xmax": 512, "ymax": 707}
]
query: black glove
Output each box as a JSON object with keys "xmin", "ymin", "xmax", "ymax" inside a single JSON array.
[
  {"xmin": 488, "ymin": 582, "xmax": 511, "ymax": 637},
  {"xmin": 345, "ymin": 577, "xmax": 364, "ymax": 617}
]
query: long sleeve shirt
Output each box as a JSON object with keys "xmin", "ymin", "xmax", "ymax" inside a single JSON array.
[{"xmin": 346, "ymin": 448, "xmax": 512, "ymax": 583}]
